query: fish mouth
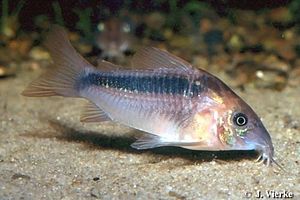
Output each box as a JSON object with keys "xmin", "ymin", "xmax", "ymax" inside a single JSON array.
[
  {"xmin": 255, "ymin": 145, "xmax": 274, "ymax": 166},
  {"xmin": 253, "ymin": 142, "xmax": 284, "ymax": 170},
  {"xmin": 244, "ymin": 124, "xmax": 284, "ymax": 169},
  {"xmin": 243, "ymin": 126, "xmax": 274, "ymax": 164},
  {"xmin": 254, "ymin": 129, "xmax": 274, "ymax": 166},
  {"xmin": 255, "ymin": 146, "xmax": 284, "ymax": 170}
]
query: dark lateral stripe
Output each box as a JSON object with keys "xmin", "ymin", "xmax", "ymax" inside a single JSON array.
[{"xmin": 80, "ymin": 73, "xmax": 205, "ymax": 96}]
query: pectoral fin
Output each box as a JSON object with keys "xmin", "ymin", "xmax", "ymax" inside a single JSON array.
[
  {"xmin": 131, "ymin": 134, "xmax": 166, "ymax": 150},
  {"xmin": 131, "ymin": 134, "xmax": 203, "ymax": 150}
]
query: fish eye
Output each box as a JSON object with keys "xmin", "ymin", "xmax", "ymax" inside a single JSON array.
[
  {"xmin": 97, "ymin": 23, "xmax": 105, "ymax": 32},
  {"xmin": 233, "ymin": 113, "xmax": 248, "ymax": 126},
  {"xmin": 122, "ymin": 23, "xmax": 131, "ymax": 33}
]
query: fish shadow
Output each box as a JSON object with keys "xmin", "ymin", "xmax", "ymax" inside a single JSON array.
[{"xmin": 24, "ymin": 119, "xmax": 258, "ymax": 164}]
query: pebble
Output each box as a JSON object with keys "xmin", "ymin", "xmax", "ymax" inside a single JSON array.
[
  {"xmin": 0, "ymin": 63, "xmax": 17, "ymax": 78},
  {"xmin": 90, "ymin": 187, "xmax": 104, "ymax": 198},
  {"xmin": 11, "ymin": 173, "xmax": 31, "ymax": 180},
  {"xmin": 29, "ymin": 47, "xmax": 50, "ymax": 60}
]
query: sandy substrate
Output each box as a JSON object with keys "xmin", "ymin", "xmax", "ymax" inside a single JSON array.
[{"xmin": 0, "ymin": 70, "xmax": 299, "ymax": 200}]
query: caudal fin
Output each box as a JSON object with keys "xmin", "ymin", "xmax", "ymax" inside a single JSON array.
[{"xmin": 22, "ymin": 25, "xmax": 93, "ymax": 97}]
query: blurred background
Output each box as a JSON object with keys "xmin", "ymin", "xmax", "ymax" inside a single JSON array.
[{"xmin": 1, "ymin": 0, "xmax": 300, "ymax": 91}]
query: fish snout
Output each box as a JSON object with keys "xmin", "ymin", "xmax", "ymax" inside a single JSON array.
[{"xmin": 252, "ymin": 127, "xmax": 275, "ymax": 166}]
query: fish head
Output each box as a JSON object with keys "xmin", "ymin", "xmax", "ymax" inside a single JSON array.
[
  {"xmin": 96, "ymin": 17, "xmax": 134, "ymax": 61},
  {"xmin": 217, "ymin": 98, "xmax": 275, "ymax": 165}
]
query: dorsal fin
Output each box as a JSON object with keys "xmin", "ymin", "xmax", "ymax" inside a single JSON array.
[
  {"xmin": 131, "ymin": 47, "xmax": 193, "ymax": 72},
  {"xmin": 80, "ymin": 101, "xmax": 111, "ymax": 123}
]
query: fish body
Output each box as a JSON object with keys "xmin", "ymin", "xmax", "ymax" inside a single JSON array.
[{"xmin": 23, "ymin": 26, "xmax": 279, "ymax": 167}]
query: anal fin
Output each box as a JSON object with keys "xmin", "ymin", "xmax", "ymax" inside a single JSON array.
[{"xmin": 80, "ymin": 101, "xmax": 111, "ymax": 123}]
